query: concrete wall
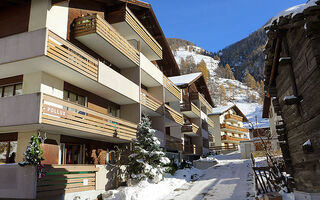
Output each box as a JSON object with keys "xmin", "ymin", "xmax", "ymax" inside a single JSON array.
[
  {"xmin": 121, "ymin": 67, "xmax": 140, "ymax": 86},
  {"xmin": 16, "ymin": 131, "xmax": 37, "ymax": 162},
  {"xmin": 209, "ymin": 115, "xmax": 222, "ymax": 146},
  {"xmin": 98, "ymin": 62, "xmax": 140, "ymax": 103},
  {"xmin": 0, "ymin": 164, "xmax": 37, "ymax": 199},
  {"xmin": 0, "ymin": 28, "xmax": 46, "ymax": 65},
  {"xmin": 120, "ymin": 103, "xmax": 140, "ymax": 124},
  {"xmin": 148, "ymin": 86, "xmax": 164, "ymax": 102},
  {"xmin": 29, "ymin": 0, "xmax": 69, "ymax": 39},
  {"xmin": 23, "ymin": 71, "xmax": 64, "ymax": 99},
  {"xmin": 140, "ymin": 53, "xmax": 163, "ymax": 86},
  {"xmin": 170, "ymin": 126, "xmax": 182, "ymax": 140},
  {"xmin": 0, "ymin": 93, "xmax": 41, "ymax": 129}
]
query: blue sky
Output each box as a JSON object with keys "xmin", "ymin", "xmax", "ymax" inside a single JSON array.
[{"xmin": 145, "ymin": 0, "xmax": 306, "ymax": 52}]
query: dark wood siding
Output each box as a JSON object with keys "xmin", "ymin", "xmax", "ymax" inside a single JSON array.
[{"xmin": 0, "ymin": 3, "xmax": 31, "ymax": 38}]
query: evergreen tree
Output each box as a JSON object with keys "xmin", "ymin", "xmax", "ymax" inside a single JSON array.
[
  {"xmin": 127, "ymin": 115, "xmax": 170, "ymax": 183},
  {"xmin": 20, "ymin": 134, "xmax": 44, "ymax": 166}
]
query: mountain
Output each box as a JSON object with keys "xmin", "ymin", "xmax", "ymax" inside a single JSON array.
[
  {"xmin": 167, "ymin": 39, "xmax": 269, "ymax": 128},
  {"xmin": 216, "ymin": 27, "xmax": 267, "ymax": 81}
]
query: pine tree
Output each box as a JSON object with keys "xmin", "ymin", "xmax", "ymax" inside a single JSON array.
[
  {"xmin": 20, "ymin": 134, "xmax": 44, "ymax": 166},
  {"xmin": 127, "ymin": 115, "xmax": 170, "ymax": 183}
]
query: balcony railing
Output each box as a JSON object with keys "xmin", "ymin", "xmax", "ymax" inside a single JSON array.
[
  {"xmin": 207, "ymin": 117, "xmax": 214, "ymax": 128},
  {"xmin": 41, "ymin": 94, "xmax": 137, "ymax": 141},
  {"xmin": 47, "ymin": 30, "xmax": 99, "ymax": 81},
  {"xmin": 221, "ymin": 135, "xmax": 249, "ymax": 142},
  {"xmin": 140, "ymin": 89, "xmax": 163, "ymax": 114},
  {"xmin": 190, "ymin": 92, "xmax": 213, "ymax": 113},
  {"xmin": 181, "ymin": 123, "xmax": 199, "ymax": 134},
  {"xmin": 166, "ymin": 135, "xmax": 183, "ymax": 151},
  {"xmin": 209, "ymin": 145, "xmax": 239, "ymax": 151},
  {"xmin": 180, "ymin": 102, "xmax": 201, "ymax": 118},
  {"xmin": 37, "ymin": 165, "xmax": 98, "ymax": 197},
  {"xmin": 164, "ymin": 75, "xmax": 182, "ymax": 101},
  {"xmin": 125, "ymin": 7, "xmax": 162, "ymax": 59},
  {"xmin": 225, "ymin": 114, "xmax": 243, "ymax": 122},
  {"xmin": 220, "ymin": 123, "xmax": 248, "ymax": 134},
  {"xmin": 73, "ymin": 14, "xmax": 140, "ymax": 67},
  {"xmin": 164, "ymin": 104, "xmax": 183, "ymax": 125}
]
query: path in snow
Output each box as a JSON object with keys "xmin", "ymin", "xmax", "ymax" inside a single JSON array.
[{"xmin": 162, "ymin": 153, "xmax": 256, "ymax": 200}]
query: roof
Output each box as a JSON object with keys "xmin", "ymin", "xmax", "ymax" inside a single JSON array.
[
  {"xmin": 209, "ymin": 104, "xmax": 249, "ymax": 122},
  {"xmin": 265, "ymin": 0, "xmax": 319, "ymax": 29},
  {"xmin": 168, "ymin": 72, "xmax": 202, "ymax": 86}
]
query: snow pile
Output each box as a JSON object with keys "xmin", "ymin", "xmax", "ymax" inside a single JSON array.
[
  {"xmin": 199, "ymin": 155, "xmax": 219, "ymax": 163},
  {"xmin": 279, "ymin": 190, "xmax": 295, "ymax": 200},
  {"xmin": 104, "ymin": 167, "xmax": 203, "ymax": 200},
  {"xmin": 265, "ymin": 0, "xmax": 318, "ymax": 28}
]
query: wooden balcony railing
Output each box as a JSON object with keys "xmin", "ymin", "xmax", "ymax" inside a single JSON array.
[
  {"xmin": 190, "ymin": 92, "xmax": 213, "ymax": 113},
  {"xmin": 220, "ymin": 123, "xmax": 248, "ymax": 134},
  {"xmin": 166, "ymin": 135, "xmax": 183, "ymax": 151},
  {"xmin": 181, "ymin": 123, "xmax": 199, "ymax": 134},
  {"xmin": 41, "ymin": 94, "xmax": 137, "ymax": 141},
  {"xmin": 207, "ymin": 117, "xmax": 214, "ymax": 128},
  {"xmin": 125, "ymin": 7, "xmax": 162, "ymax": 59},
  {"xmin": 164, "ymin": 76, "xmax": 182, "ymax": 101},
  {"xmin": 221, "ymin": 135, "xmax": 249, "ymax": 142},
  {"xmin": 47, "ymin": 31, "xmax": 99, "ymax": 81},
  {"xmin": 73, "ymin": 14, "xmax": 140, "ymax": 66},
  {"xmin": 225, "ymin": 114, "xmax": 243, "ymax": 122},
  {"xmin": 37, "ymin": 165, "xmax": 98, "ymax": 198},
  {"xmin": 140, "ymin": 89, "xmax": 163, "ymax": 114},
  {"xmin": 164, "ymin": 104, "xmax": 183, "ymax": 125},
  {"xmin": 209, "ymin": 145, "xmax": 239, "ymax": 151},
  {"xmin": 180, "ymin": 102, "xmax": 201, "ymax": 118}
]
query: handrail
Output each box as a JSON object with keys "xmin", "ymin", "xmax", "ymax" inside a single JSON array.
[
  {"xmin": 221, "ymin": 135, "xmax": 249, "ymax": 142},
  {"xmin": 163, "ymin": 75, "xmax": 181, "ymax": 100},
  {"xmin": 42, "ymin": 94, "xmax": 137, "ymax": 140},
  {"xmin": 140, "ymin": 89, "xmax": 163, "ymax": 113},
  {"xmin": 220, "ymin": 123, "xmax": 248, "ymax": 133},
  {"xmin": 225, "ymin": 114, "xmax": 243, "ymax": 121}
]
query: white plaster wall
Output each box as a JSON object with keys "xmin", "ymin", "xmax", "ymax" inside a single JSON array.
[
  {"xmin": 46, "ymin": 1, "xmax": 69, "ymax": 39},
  {"xmin": 140, "ymin": 53, "xmax": 163, "ymax": 85},
  {"xmin": 29, "ymin": 0, "xmax": 69, "ymax": 39}
]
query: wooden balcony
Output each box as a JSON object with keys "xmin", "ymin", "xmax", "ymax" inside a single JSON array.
[
  {"xmin": 190, "ymin": 92, "xmax": 213, "ymax": 113},
  {"xmin": 166, "ymin": 135, "xmax": 183, "ymax": 152},
  {"xmin": 220, "ymin": 123, "xmax": 248, "ymax": 134},
  {"xmin": 221, "ymin": 135, "xmax": 249, "ymax": 142},
  {"xmin": 225, "ymin": 114, "xmax": 243, "ymax": 122},
  {"xmin": 73, "ymin": 14, "xmax": 140, "ymax": 68},
  {"xmin": 209, "ymin": 145, "xmax": 239, "ymax": 151},
  {"xmin": 164, "ymin": 104, "xmax": 183, "ymax": 125},
  {"xmin": 207, "ymin": 117, "xmax": 214, "ymax": 128},
  {"xmin": 47, "ymin": 30, "xmax": 99, "ymax": 81},
  {"xmin": 181, "ymin": 123, "xmax": 199, "ymax": 135},
  {"xmin": 164, "ymin": 75, "xmax": 182, "ymax": 101},
  {"xmin": 180, "ymin": 102, "xmax": 201, "ymax": 118},
  {"xmin": 105, "ymin": 6, "xmax": 162, "ymax": 61},
  {"xmin": 37, "ymin": 165, "xmax": 98, "ymax": 198},
  {"xmin": 42, "ymin": 94, "xmax": 137, "ymax": 141},
  {"xmin": 140, "ymin": 89, "xmax": 163, "ymax": 116}
]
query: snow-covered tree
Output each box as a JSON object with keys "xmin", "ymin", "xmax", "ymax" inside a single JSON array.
[
  {"xmin": 127, "ymin": 115, "xmax": 170, "ymax": 183},
  {"xmin": 19, "ymin": 134, "xmax": 44, "ymax": 166}
]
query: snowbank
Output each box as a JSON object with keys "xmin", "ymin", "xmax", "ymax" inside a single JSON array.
[{"xmin": 103, "ymin": 167, "xmax": 203, "ymax": 200}]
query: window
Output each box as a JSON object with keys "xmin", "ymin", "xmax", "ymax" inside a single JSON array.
[
  {"xmin": 63, "ymin": 90, "xmax": 87, "ymax": 107},
  {"xmin": 0, "ymin": 83, "xmax": 22, "ymax": 98}
]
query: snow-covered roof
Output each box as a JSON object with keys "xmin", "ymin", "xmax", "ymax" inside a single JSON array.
[
  {"xmin": 210, "ymin": 104, "xmax": 234, "ymax": 115},
  {"xmin": 168, "ymin": 72, "xmax": 202, "ymax": 86},
  {"xmin": 265, "ymin": 0, "xmax": 319, "ymax": 28}
]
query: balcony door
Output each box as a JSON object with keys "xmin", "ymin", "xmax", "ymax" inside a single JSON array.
[{"xmin": 61, "ymin": 143, "xmax": 84, "ymax": 164}]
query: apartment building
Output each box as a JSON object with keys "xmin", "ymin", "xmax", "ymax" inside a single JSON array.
[
  {"xmin": 208, "ymin": 104, "xmax": 249, "ymax": 152},
  {"xmin": 0, "ymin": 0, "xmax": 199, "ymax": 198},
  {"xmin": 169, "ymin": 73, "xmax": 214, "ymax": 159}
]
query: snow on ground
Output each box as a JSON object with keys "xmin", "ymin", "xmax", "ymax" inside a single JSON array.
[
  {"xmin": 104, "ymin": 167, "xmax": 203, "ymax": 200},
  {"xmin": 163, "ymin": 152, "xmax": 256, "ymax": 200},
  {"xmin": 104, "ymin": 152, "xmax": 260, "ymax": 200}
]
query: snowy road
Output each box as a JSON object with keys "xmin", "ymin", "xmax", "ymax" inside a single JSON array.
[{"xmin": 163, "ymin": 153, "xmax": 255, "ymax": 200}]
